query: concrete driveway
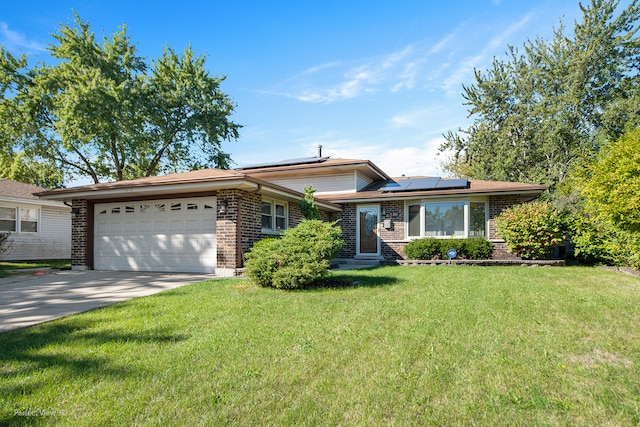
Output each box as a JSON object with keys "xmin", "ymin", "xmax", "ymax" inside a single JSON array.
[{"xmin": 0, "ymin": 270, "xmax": 215, "ymax": 332}]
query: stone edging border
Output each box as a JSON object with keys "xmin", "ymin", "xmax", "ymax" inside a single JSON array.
[{"xmin": 387, "ymin": 259, "xmax": 566, "ymax": 267}]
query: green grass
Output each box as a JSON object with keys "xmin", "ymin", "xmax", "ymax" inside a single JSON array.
[
  {"xmin": 0, "ymin": 260, "xmax": 71, "ymax": 278},
  {"xmin": 1, "ymin": 266, "xmax": 639, "ymax": 425}
]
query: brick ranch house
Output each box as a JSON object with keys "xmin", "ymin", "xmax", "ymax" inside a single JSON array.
[{"xmin": 37, "ymin": 154, "xmax": 546, "ymax": 276}]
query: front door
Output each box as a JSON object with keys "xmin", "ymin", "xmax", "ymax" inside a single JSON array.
[{"xmin": 357, "ymin": 205, "xmax": 380, "ymax": 256}]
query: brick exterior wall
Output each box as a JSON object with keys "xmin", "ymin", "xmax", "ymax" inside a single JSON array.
[
  {"xmin": 380, "ymin": 200, "xmax": 405, "ymax": 260},
  {"xmin": 488, "ymin": 194, "xmax": 527, "ymax": 240},
  {"xmin": 71, "ymin": 199, "xmax": 88, "ymax": 270},
  {"xmin": 240, "ymin": 191, "xmax": 262, "ymax": 264},
  {"xmin": 216, "ymin": 189, "xmax": 264, "ymax": 270},
  {"xmin": 288, "ymin": 202, "xmax": 304, "ymax": 228},
  {"xmin": 68, "ymin": 189, "xmax": 533, "ymax": 271},
  {"xmin": 336, "ymin": 204, "xmax": 357, "ymax": 259},
  {"xmin": 334, "ymin": 196, "xmax": 532, "ymax": 262},
  {"xmin": 215, "ymin": 189, "xmax": 239, "ymax": 270}
]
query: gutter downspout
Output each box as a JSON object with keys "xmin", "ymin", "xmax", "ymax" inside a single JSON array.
[{"xmin": 236, "ymin": 184, "xmax": 261, "ymax": 268}]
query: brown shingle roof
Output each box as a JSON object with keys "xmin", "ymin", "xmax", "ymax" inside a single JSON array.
[
  {"xmin": 0, "ymin": 179, "xmax": 46, "ymax": 200},
  {"xmin": 321, "ymin": 179, "xmax": 547, "ymax": 202},
  {"xmin": 35, "ymin": 168, "xmax": 247, "ymax": 197},
  {"xmin": 240, "ymin": 158, "xmax": 390, "ymax": 180}
]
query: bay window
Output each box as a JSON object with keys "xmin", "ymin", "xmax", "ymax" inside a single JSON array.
[{"xmin": 407, "ymin": 200, "xmax": 487, "ymax": 239}]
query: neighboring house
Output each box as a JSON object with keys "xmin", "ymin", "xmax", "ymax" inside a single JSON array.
[
  {"xmin": 0, "ymin": 179, "xmax": 71, "ymax": 261},
  {"xmin": 37, "ymin": 153, "xmax": 546, "ymax": 275}
]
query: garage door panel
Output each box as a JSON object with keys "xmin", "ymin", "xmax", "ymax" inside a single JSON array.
[
  {"xmin": 95, "ymin": 197, "xmax": 217, "ymax": 273},
  {"xmin": 153, "ymin": 221, "xmax": 167, "ymax": 232},
  {"xmin": 169, "ymin": 220, "xmax": 183, "ymax": 232},
  {"xmin": 124, "ymin": 222, "xmax": 137, "ymax": 233}
]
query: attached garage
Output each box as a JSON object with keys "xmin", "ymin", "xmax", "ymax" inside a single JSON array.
[{"xmin": 94, "ymin": 197, "xmax": 217, "ymax": 273}]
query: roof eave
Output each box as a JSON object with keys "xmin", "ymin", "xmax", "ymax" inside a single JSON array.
[
  {"xmin": 323, "ymin": 187, "xmax": 547, "ymax": 203},
  {"xmin": 0, "ymin": 196, "xmax": 71, "ymax": 208},
  {"xmin": 34, "ymin": 175, "xmax": 344, "ymax": 212}
]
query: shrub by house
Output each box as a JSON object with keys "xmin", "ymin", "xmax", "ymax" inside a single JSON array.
[{"xmin": 245, "ymin": 220, "xmax": 344, "ymax": 289}]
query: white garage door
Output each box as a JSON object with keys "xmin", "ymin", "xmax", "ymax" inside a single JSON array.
[{"xmin": 94, "ymin": 197, "xmax": 216, "ymax": 273}]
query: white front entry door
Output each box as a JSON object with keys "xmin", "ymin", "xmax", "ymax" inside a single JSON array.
[{"xmin": 94, "ymin": 197, "xmax": 217, "ymax": 273}]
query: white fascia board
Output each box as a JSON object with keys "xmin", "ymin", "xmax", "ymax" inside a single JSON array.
[
  {"xmin": 0, "ymin": 196, "xmax": 70, "ymax": 209},
  {"xmin": 39, "ymin": 179, "xmax": 258, "ymax": 201}
]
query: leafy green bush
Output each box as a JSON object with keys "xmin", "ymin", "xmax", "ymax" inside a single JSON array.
[
  {"xmin": 245, "ymin": 220, "xmax": 344, "ymax": 289},
  {"xmin": 495, "ymin": 201, "xmax": 566, "ymax": 260},
  {"xmin": 404, "ymin": 238, "xmax": 442, "ymax": 260},
  {"xmin": 403, "ymin": 238, "xmax": 494, "ymax": 260},
  {"xmin": 572, "ymin": 216, "xmax": 640, "ymax": 269},
  {"xmin": 460, "ymin": 238, "xmax": 495, "ymax": 259}
]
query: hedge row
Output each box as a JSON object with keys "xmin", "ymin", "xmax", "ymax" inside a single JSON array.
[{"xmin": 403, "ymin": 238, "xmax": 494, "ymax": 260}]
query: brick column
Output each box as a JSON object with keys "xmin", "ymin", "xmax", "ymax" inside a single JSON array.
[
  {"xmin": 380, "ymin": 200, "xmax": 405, "ymax": 260},
  {"xmin": 336, "ymin": 204, "xmax": 356, "ymax": 258},
  {"xmin": 216, "ymin": 190, "xmax": 239, "ymax": 272},
  {"xmin": 71, "ymin": 199, "xmax": 88, "ymax": 270},
  {"xmin": 215, "ymin": 189, "xmax": 262, "ymax": 275}
]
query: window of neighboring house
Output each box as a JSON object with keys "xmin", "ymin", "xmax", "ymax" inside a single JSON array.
[
  {"xmin": 0, "ymin": 207, "xmax": 17, "ymax": 232},
  {"xmin": 261, "ymin": 198, "xmax": 288, "ymax": 233},
  {"xmin": 407, "ymin": 200, "xmax": 487, "ymax": 239},
  {"xmin": 20, "ymin": 208, "xmax": 38, "ymax": 233},
  {"xmin": 0, "ymin": 206, "xmax": 39, "ymax": 233}
]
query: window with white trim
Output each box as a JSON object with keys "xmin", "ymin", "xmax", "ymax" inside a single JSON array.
[
  {"xmin": 0, "ymin": 207, "xmax": 16, "ymax": 232},
  {"xmin": 406, "ymin": 199, "xmax": 487, "ymax": 239},
  {"xmin": 261, "ymin": 198, "xmax": 288, "ymax": 233},
  {"xmin": 0, "ymin": 206, "xmax": 39, "ymax": 233}
]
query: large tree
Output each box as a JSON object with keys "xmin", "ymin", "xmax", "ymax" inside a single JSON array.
[
  {"xmin": 440, "ymin": 0, "xmax": 640, "ymax": 187},
  {"xmin": 0, "ymin": 13, "xmax": 240, "ymax": 184}
]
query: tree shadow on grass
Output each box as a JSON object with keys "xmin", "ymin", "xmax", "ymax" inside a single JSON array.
[
  {"xmin": 303, "ymin": 268, "xmax": 401, "ymax": 291},
  {"xmin": 0, "ymin": 313, "xmax": 188, "ymax": 421}
]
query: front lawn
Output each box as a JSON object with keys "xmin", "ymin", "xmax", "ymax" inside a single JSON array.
[
  {"xmin": 0, "ymin": 260, "xmax": 71, "ymax": 278},
  {"xmin": 1, "ymin": 266, "xmax": 639, "ymax": 425}
]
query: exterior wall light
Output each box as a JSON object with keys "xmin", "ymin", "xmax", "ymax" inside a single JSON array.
[{"xmin": 218, "ymin": 199, "xmax": 228, "ymax": 215}]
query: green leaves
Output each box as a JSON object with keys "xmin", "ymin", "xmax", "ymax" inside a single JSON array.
[
  {"xmin": 579, "ymin": 128, "xmax": 640, "ymax": 232},
  {"xmin": 0, "ymin": 13, "xmax": 240, "ymax": 184},
  {"xmin": 441, "ymin": 0, "xmax": 640, "ymax": 187},
  {"xmin": 298, "ymin": 186, "xmax": 321, "ymax": 220},
  {"xmin": 245, "ymin": 220, "xmax": 344, "ymax": 289},
  {"xmin": 495, "ymin": 201, "xmax": 567, "ymax": 260}
]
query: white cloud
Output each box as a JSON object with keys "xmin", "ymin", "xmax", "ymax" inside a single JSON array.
[
  {"xmin": 300, "ymin": 136, "xmax": 446, "ymax": 177},
  {"xmin": 271, "ymin": 10, "xmax": 534, "ymax": 105},
  {"xmin": 0, "ymin": 22, "xmax": 46, "ymax": 53},
  {"xmin": 276, "ymin": 43, "xmax": 432, "ymax": 104}
]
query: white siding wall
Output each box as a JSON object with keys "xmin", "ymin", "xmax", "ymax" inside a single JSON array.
[
  {"xmin": 267, "ymin": 172, "xmax": 359, "ymax": 194},
  {"xmin": 355, "ymin": 171, "xmax": 373, "ymax": 191},
  {"xmin": 3, "ymin": 206, "xmax": 71, "ymax": 261}
]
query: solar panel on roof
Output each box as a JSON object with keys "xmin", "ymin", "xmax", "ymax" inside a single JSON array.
[
  {"xmin": 435, "ymin": 178, "xmax": 469, "ymax": 189},
  {"xmin": 236, "ymin": 156, "xmax": 329, "ymax": 170},
  {"xmin": 379, "ymin": 177, "xmax": 469, "ymax": 192}
]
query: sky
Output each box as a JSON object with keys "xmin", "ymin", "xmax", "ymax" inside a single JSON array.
[{"xmin": 0, "ymin": 0, "xmax": 609, "ymax": 179}]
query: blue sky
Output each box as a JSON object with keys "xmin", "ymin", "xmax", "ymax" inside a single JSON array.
[{"xmin": 1, "ymin": 0, "xmax": 608, "ymax": 178}]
